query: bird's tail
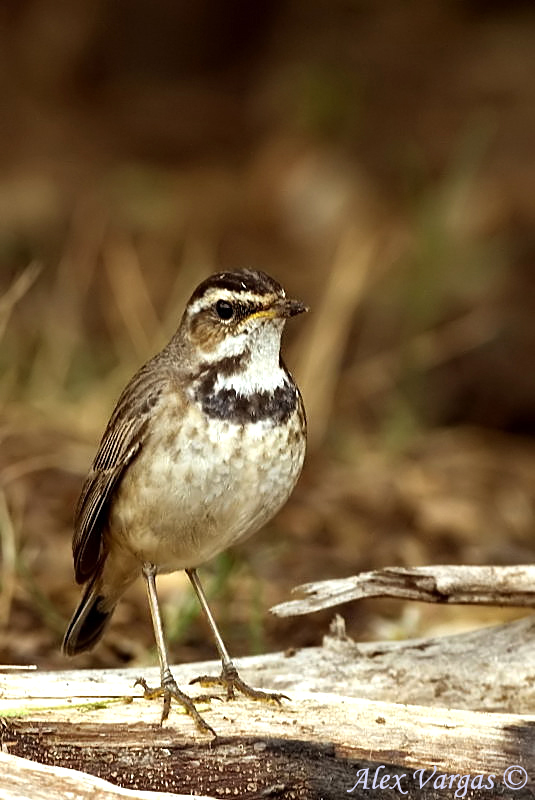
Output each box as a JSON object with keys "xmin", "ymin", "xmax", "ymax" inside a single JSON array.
[{"xmin": 62, "ymin": 572, "xmax": 115, "ymax": 656}]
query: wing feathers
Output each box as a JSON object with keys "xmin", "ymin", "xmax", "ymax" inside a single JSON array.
[
  {"xmin": 73, "ymin": 435, "xmax": 145, "ymax": 583},
  {"xmin": 72, "ymin": 356, "xmax": 169, "ymax": 584}
]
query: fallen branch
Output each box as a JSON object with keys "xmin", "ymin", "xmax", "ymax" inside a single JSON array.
[
  {"xmin": 270, "ymin": 564, "xmax": 535, "ymax": 617},
  {"xmin": 2, "ymin": 681, "xmax": 535, "ymax": 799},
  {"xmin": 5, "ymin": 615, "xmax": 535, "ymax": 714},
  {"xmin": 4, "ymin": 565, "xmax": 535, "ymax": 799},
  {"xmin": 2, "ymin": 615, "xmax": 535, "ymax": 798},
  {"xmin": 0, "ymin": 752, "xmax": 213, "ymax": 800}
]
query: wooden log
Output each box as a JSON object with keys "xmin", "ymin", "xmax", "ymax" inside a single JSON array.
[
  {"xmin": 2, "ymin": 615, "xmax": 535, "ymax": 799},
  {"xmin": 1, "ymin": 687, "xmax": 534, "ymax": 798},
  {"xmin": 0, "ymin": 752, "xmax": 213, "ymax": 800},
  {"xmin": 4, "ymin": 615, "xmax": 535, "ymax": 713},
  {"xmin": 271, "ymin": 564, "xmax": 535, "ymax": 617}
]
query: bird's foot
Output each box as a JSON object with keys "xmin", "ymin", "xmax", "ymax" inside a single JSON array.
[
  {"xmin": 190, "ymin": 661, "xmax": 290, "ymax": 704},
  {"xmin": 134, "ymin": 674, "xmax": 217, "ymax": 736}
]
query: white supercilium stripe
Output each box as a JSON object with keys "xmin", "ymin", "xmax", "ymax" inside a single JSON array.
[{"xmin": 186, "ymin": 286, "xmax": 284, "ymax": 318}]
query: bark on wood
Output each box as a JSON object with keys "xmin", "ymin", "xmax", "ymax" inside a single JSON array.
[
  {"xmin": 2, "ymin": 690, "xmax": 534, "ymax": 799},
  {"xmin": 270, "ymin": 564, "xmax": 535, "ymax": 617},
  {"xmin": 0, "ymin": 752, "xmax": 212, "ymax": 800},
  {"xmin": 2, "ymin": 615, "xmax": 535, "ymax": 799}
]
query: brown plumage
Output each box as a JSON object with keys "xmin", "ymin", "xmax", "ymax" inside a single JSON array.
[{"xmin": 63, "ymin": 269, "xmax": 307, "ymax": 733}]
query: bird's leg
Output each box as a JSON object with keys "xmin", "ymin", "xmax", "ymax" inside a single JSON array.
[
  {"xmin": 187, "ymin": 567, "xmax": 289, "ymax": 705},
  {"xmin": 135, "ymin": 562, "xmax": 216, "ymax": 736}
]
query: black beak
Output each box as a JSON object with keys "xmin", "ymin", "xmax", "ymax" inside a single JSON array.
[{"xmin": 273, "ymin": 298, "xmax": 309, "ymax": 318}]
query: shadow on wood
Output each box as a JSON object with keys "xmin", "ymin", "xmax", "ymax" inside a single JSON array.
[
  {"xmin": 2, "ymin": 697, "xmax": 535, "ymax": 799},
  {"xmin": 2, "ymin": 606, "xmax": 535, "ymax": 798}
]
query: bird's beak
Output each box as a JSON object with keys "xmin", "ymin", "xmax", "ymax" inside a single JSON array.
[
  {"xmin": 276, "ymin": 298, "xmax": 309, "ymax": 318},
  {"xmin": 249, "ymin": 298, "xmax": 309, "ymax": 322}
]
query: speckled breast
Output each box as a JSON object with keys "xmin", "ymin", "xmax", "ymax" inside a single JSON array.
[{"xmin": 109, "ymin": 393, "xmax": 306, "ymax": 572}]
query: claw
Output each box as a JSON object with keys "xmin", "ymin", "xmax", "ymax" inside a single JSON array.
[
  {"xmin": 134, "ymin": 675, "xmax": 217, "ymax": 736},
  {"xmin": 190, "ymin": 663, "xmax": 290, "ymax": 705}
]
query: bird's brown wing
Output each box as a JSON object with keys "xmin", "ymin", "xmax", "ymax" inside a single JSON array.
[{"xmin": 72, "ymin": 359, "xmax": 166, "ymax": 584}]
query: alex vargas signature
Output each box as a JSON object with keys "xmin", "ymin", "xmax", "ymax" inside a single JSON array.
[{"xmin": 347, "ymin": 765, "xmax": 498, "ymax": 796}]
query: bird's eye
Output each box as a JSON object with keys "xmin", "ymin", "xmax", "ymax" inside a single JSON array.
[{"xmin": 215, "ymin": 300, "xmax": 234, "ymax": 320}]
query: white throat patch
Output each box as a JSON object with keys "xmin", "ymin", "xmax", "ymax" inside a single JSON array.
[{"xmin": 214, "ymin": 320, "xmax": 287, "ymax": 395}]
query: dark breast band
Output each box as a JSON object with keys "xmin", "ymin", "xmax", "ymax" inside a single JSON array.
[
  {"xmin": 192, "ymin": 356, "xmax": 298, "ymax": 425},
  {"xmin": 199, "ymin": 382, "xmax": 298, "ymax": 424}
]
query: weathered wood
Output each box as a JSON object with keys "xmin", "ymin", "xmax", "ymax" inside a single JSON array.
[
  {"xmin": 2, "ymin": 616, "xmax": 535, "ymax": 799},
  {"xmin": 271, "ymin": 564, "xmax": 535, "ymax": 617},
  {"xmin": 1, "ymin": 690, "xmax": 534, "ymax": 798},
  {"xmin": 0, "ymin": 752, "xmax": 213, "ymax": 800},
  {"xmin": 4, "ymin": 615, "xmax": 535, "ymax": 713}
]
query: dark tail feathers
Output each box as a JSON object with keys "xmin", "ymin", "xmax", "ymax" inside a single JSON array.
[{"xmin": 62, "ymin": 575, "xmax": 115, "ymax": 656}]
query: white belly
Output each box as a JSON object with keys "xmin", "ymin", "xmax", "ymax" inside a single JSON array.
[{"xmin": 110, "ymin": 401, "xmax": 305, "ymax": 571}]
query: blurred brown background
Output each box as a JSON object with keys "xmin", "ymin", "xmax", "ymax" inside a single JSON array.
[{"xmin": 2, "ymin": 0, "xmax": 535, "ymax": 671}]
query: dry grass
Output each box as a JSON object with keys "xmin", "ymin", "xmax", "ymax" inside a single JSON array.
[
  {"xmin": 0, "ymin": 165, "xmax": 524, "ymax": 671},
  {"xmin": 2, "ymin": 0, "xmax": 535, "ymax": 671}
]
